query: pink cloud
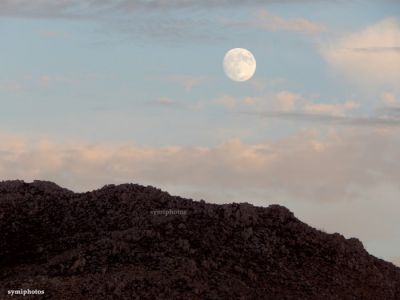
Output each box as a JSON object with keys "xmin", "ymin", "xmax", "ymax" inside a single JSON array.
[{"xmin": 1, "ymin": 128, "xmax": 400, "ymax": 202}]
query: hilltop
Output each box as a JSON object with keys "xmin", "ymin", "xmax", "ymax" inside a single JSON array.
[{"xmin": 0, "ymin": 181, "xmax": 399, "ymax": 299}]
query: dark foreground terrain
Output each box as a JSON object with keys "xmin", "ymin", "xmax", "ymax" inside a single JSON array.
[{"xmin": 0, "ymin": 180, "xmax": 399, "ymax": 299}]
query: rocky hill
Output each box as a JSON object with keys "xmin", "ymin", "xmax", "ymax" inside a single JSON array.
[{"xmin": 0, "ymin": 180, "xmax": 399, "ymax": 299}]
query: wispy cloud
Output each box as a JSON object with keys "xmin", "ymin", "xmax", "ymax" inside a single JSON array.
[
  {"xmin": 150, "ymin": 97, "xmax": 180, "ymax": 108},
  {"xmin": 244, "ymin": 109, "xmax": 400, "ymax": 127},
  {"xmin": 214, "ymin": 91, "xmax": 304, "ymax": 112},
  {"xmin": 40, "ymin": 31, "xmax": 70, "ymax": 39},
  {"xmin": 215, "ymin": 92, "xmax": 363, "ymax": 119},
  {"xmin": 224, "ymin": 9, "xmax": 327, "ymax": 34},
  {"xmin": 321, "ymin": 18, "xmax": 400, "ymax": 88},
  {"xmin": 0, "ymin": 1, "xmax": 326, "ymax": 18},
  {"xmin": 162, "ymin": 75, "xmax": 208, "ymax": 91},
  {"xmin": 251, "ymin": 10, "xmax": 327, "ymax": 34},
  {"xmin": 381, "ymin": 92, "xmax": 398, "ymax": 107},
  {"xmin": 0, "ymin": 1, "xmax": 331, "ymax": 43},
  {"xmin": 351, "ymin": 46, "xmax": 400, "ymax": 53},
  {"xmin": 0, "ymin": 81, "xmax": 23, "ymax": 92},
  {"xmin": 38, "ymin": 75, "xmax": 78, "ymax": 87},
  {"xmin": 304, "ymin": 101, "xmax": 359, "ymax": 117}
]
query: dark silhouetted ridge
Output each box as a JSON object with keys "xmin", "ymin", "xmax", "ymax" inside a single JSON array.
[{"xmin": 0, "ymin": 180, "xmax": 399, "ymax": 299}]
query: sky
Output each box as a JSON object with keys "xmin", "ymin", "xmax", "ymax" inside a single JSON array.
[{"xmin": 0, "ymin": 0, "xmax": 400, "ymax": 265}]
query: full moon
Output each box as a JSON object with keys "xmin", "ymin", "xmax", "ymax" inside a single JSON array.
[{"xmin": 223, "ymin": 48, "xmax": 256, "ymax": 82}]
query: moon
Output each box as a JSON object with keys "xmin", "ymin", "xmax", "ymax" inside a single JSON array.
[{"xmin": 223, "ymin": 48, "xmax": 256, "ymax": 82}]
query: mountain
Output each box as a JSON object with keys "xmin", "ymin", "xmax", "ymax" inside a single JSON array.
[{"xmin": 0, "ymin": 180, "xmax": 399, "ymax": 299}]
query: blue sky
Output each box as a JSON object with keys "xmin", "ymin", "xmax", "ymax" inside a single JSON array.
[
  {"xmin": 1, "ymin": 0, "xmax": 397, "ymax": 144},
  {"xmin": 1, "ymin": 0, "xmax": 400, "ymax": 265}
]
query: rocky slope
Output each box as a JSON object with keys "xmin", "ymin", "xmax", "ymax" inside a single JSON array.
[{"xmin": 0, "ymin": 180, "xmax": 399, "ymax": 299}]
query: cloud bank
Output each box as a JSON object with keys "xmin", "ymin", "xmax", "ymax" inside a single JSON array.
[{"xmin": 1, "ymin": 128, "xmax": 400, "ymax": 203}]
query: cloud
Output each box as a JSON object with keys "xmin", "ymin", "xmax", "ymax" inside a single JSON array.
[
  {"xmin": 248, "ymin": 77, "xmax": 285, "ymax": 91},
  {"xmin": 304, "ymin": 100, "xmax": 359, "ymax": 117},
  {"xmin": 223, "ymin": 9, "xmax": 327, "ymax": 35},
  {"xmin": 216, "ymin": 91, "xmax": 363, "ymax": 116},
  {"xmin": 215, "ymin": 95, "xmax": 238, "ymax": 110},
  {"xmin": 351, "ymin": 47, "xmax": 400, "ymax": 53},
  {"xmin": 0, "ymin": 0, "xmax": 84, "ymax": 18},
  {"xmin": 41, "ymin": 31, "xmax": 70, "ymax": 38},
  {"xmin": 149, "ymin": 96, "xmax": 205, "ymax": 111},
  {"xmin": 38, "ymin": 75, "xmax": 77, "ymax": 87},
  {"xmin": 216, "ymin": 91, "xmax": 365, "ymax": 119},
  {"xmin": 276, "ymin": 91, "xmax": 300, "ymax": 111},
  {"xmin": 392, "ymin": 257, "xmax": 400, "ymax": 267},
  {"xmin": 217, "ymin": 91, "xmax": 303, "ymax": 112},
  {"xmin": 216, "ymin": 90, "xmax": 400, "ymax": 128},
  {"xmin": 213, "ymin": 91, "xmax": 400, "ymax": 129},
  {"xmin": 0, "ymin": 1, "xmax": 330, "ymax": 18},
  {"xmin": 247, "ymin": 110, "xmax": 400, "ymax": 127},
  {"xmin": 151, "ymin": 97, "xmax": 179, "ymax": 107},
  {"xmin": 0, "ymin": 1, "xmax": 267, "ymax": 18},
  {"xmin": 1, "ymin": 128, "xmax": 400, "ymax": 203},
  {"xmin": 321, "ymin": 18, "xmax": 400, "ymax": 87},
  {"xmin": 0, "ymin": 81, "xmax": 23, "ymax": 92},
  {"xmin": 0, "ymin": 1, "xmax": 330, "ymax": 43},
  {"xmin": 0, "ymin": 1, "xmax": 220, "ymax": 43},
  {"xmin": 163, "ymin": 75, "xmax": 207, "ymax": 91},
  {"xmin": 251, "ymin": 10, "xmax": 327, "ymax": 34},
  {"xmin": 381, "ymin": 92, "xmax": 398, "ymax": 107}
]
